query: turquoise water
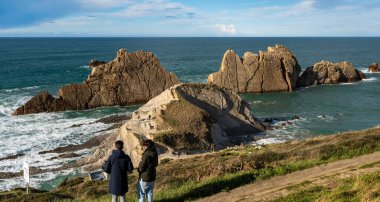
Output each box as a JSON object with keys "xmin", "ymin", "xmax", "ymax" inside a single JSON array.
[{"xmin": 0, "ymin": 37, "xmax": 379, "ymax": 190}]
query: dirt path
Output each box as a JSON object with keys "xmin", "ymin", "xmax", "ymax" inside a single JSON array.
[{"xmin": 195, "ymin": 151, "xmax": 380, "ymax": 202}]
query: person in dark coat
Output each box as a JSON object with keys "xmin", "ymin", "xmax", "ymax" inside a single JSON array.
[
  {"xmin": 137, "ymin": 140, "xmax": 158, "ymax": 202},
  {"xmin": 102, "ymin": 140, "xmax": 133, "ymax": 202}
]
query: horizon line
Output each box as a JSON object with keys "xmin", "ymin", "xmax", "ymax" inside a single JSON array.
[{"xmin": 1, "ymin": 36, "xmax": 380, "ymax": 38}]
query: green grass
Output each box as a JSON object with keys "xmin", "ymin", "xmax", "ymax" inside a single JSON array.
[
  {"xmin": 272, "ymin": 171, "xmax": 380, "ymax": 202},
  {"xmin": 360, "ymin": 160, "xmax": 380, "ymax": 169},
  {"xmin": 2, "ymin": 126, "xmax": 380, "ymax": 202},
  {"xmin": 271, "ymin": 186, "xmax": 329, "ymax": 202}
]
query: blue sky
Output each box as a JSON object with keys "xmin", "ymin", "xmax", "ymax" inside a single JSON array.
[{"xmin": 0, "ymin": 0, "xmax": 379, "ymax": 36}]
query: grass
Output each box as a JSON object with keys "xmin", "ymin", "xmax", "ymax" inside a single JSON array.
[
  {"xmin": 154, "ymin": 96, "xmax": 215, "ymax": 151},
  {"xmin": 272, "ymin": 171, "xmax": 380, "ymax": 202},
  {"xmin": 2, "ymin": 126, "xmax": 380, "ymax": 202},
  {"xmin": 360, "ymin": 160, "xmax": 380, "ymax": 169}
]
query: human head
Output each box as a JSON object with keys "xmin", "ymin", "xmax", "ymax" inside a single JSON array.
[
  {"xmin": 142, "ymin": 139, "xmax": 154, "ymax": 150},
  {"xmin": 115, "ymin": 140, "xmax": 124, "ymax": 150}
]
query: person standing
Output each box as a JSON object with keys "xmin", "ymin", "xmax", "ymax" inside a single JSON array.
[
  {"xmin": 138, "ymin": 140, "xmax": 158, "ymax": 202},
  {"xmin": 103, "ymin": 140, "xmax": 134, "ymax": 202}
]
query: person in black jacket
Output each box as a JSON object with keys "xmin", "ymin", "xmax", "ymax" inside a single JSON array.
[
  {"xmin": 102, "ymin": 140, "xmax": 133, "ymax": 202},
  {"xmin": 137, "ymin": 140, "xmax": 158, "ymax": 202}
]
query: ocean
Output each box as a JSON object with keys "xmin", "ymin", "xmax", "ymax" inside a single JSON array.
[{"xmin": 0, "ymin": 37, "xmax": 379, "ymax": 190}]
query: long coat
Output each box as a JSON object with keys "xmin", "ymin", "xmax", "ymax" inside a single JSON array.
[{"xmin": 102, "ymin": 150, "xmax": 133, "ymax": 195}]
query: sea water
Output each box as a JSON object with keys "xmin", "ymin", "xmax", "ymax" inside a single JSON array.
[{"xmin": 0, "ymin": 37, "xmax": 379, "ymax": 190}]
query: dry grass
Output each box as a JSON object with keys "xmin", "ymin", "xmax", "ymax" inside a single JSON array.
[{"xmin": 154, "ymin": 97, "xmax": 215, "ymax": 151}]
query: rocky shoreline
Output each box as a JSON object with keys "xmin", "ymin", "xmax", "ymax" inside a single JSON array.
[
  {"xmin": 4, "ymin": 45, "xmax": 375, "ymax": 188},
  {"xmin": 0, "ymin": 114, "xmax": 130, "ymax": 180}
]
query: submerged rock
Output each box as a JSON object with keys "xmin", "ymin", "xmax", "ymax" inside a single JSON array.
[
  {"xmin": 13, "ymin": 49, "xmax": 179, "ymax": 115},
  {"xmin": 88, "ymin": 59, "xmax": 107, "ymax": 68},
  {"xmin": 0, "ymin": 153, "xmax": 25, "ymax": 161},
  {"xmin": 49, "ymin": 153, "xmax": 80, "ymax": 160},
  {"xmin": 94, "ymin": 115, "xmax": 131, "ymax": 124},
  {"xmin": 368, "ymin": 63, "xmax": 379, "ymax": 72},
  {"xmin": 38, "ymin": 133, "xmax": 109, "ymax": 154},
  {"xmin": 84, "ymin": 83, "xmax": 267, "ymax": 168},
  {"xmin": 208, "ymin": 45, "xmax": 301, "ymax": 93},
  {"xmin": 297, "ymin": 61, "xmax": 366, "ymax": 87}
]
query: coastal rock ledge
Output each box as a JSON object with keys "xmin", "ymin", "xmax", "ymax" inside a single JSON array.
[
  {"xmin": 297, "ymin": 60, "xmax": 366, "ymax": 87},
  {"xmin": 13, "ymin": 49, "xmax": 179, "ymax": 115},
  {"xmin": 84, "ymin": 83, "xmax": 267, "ymax": 167},
  {"xmin": 208, "ymin": 45, "xmax": 301, "ymax": 93}
]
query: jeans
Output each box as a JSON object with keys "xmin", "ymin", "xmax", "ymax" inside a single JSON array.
[
  {"xmin": 138, "ymin": 179, "xmax": 155, "ymax": 202},
  {"xmin": 112, "ymin": 194, "xmax": 126, "ymax": 202}
]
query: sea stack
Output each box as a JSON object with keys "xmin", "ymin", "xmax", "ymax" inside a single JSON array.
[
  {"xmin": 13, "ymin": 49, "xmax": 179, "ymax": 115},
  {"xmin": 297, "ymin": 60, "xmax": 366, "ymax": 87},
  {"xmin": 208, "ymin": 45, "xmax": 301, "ymax": 93},
  {"xmin": 368, "ymin": 63, "xmax": 379, "ymax": 72},
  {"xmin": 83, "ymin": 83, "xmax": 267, "ymax": 167}
]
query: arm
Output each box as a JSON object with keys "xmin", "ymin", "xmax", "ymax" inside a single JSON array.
[
  {"xmin": 102, "ymin": 156, "xmax": 112, "ymax": 174},
  {"xmin": 127, "ymin": 156, "xmax": 133, "ymax": 173},
  {"xmin": 138, "ymin": 153, "xmax": 149, "ymax": 173}
]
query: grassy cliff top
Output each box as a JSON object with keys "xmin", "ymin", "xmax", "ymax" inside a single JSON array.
[{"xmin": 2, "ymin": 126, "xmax": 380, "ymax": 202}]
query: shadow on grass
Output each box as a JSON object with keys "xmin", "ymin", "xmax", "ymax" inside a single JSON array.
[{"xmin": 156, "ymin": 171, "xmax": 257, "ymax": 202}]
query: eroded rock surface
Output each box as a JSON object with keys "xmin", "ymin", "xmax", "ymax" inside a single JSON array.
[
  {"xmin": 14, "ymin": 49, "xmax": 179, "ymax": 115},
  {"xmin": 297, "ymin": 61, "xmax": 366, "ymax": 86},
  {"xmin": 84, "ymin": 83, "xmax": 267, "ymax": 168},
  {"xmin": 208, "ymin": 45, "xmax": 301, "ymax": 93}
]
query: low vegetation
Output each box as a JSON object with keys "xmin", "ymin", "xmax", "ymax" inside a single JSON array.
[
  {"xmin": 2, "ymin": 126, "xmax": 380, "ymax": 202},
  {"xmin": 272, "ymin": 171, "xmax": 380, "ymax": 201},
  {"xmin": 155, "ymin": 96, "xmax": 214, "ymax": 151}
]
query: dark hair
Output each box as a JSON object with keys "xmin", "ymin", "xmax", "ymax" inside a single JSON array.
[
  {"xmin": 115, "ymin": 140, "xmax": 124, "ymax": 150},
  {"xmin": 142, "ymin": 139, "xmax": 154, "ymax": 148}
]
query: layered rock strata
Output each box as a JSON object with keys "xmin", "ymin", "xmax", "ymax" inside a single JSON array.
[{"xmin": 208, "ymin": 45, "xmax": 301, "ymax": 93}]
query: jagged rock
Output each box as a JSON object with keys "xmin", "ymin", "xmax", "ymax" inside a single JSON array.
[
  {"xmin": 368, "ymin": 63, "xmax": 379, "ymax": 72},
  {"xmin": 94, "ymin": 115, "xmax": 131, "ymax": 124},
  {"xmin": 208, "ymin": 45, "xmax": 301, "ymax": 93},
  {"xmin": 88, "ymin": 59, "xmax": 107, "ymax": 67},
  {"xmin": 297, "ymin": 61, "xmax": 366, "ymax": 87},
  {"xmin": 49, "ymin": 153, "xmax": 80, "ymax": 160},
  {"xmin": 13, "ymin": 49, "xmax": 179, "ymax": 115},
  {"xmin": 83, "ymin": 83, "xmax": 267, "ymax": 168}
]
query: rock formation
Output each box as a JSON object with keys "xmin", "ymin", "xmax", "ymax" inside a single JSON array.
[
  {"xmin": 13, "ymin": 49, "xmax": 179, "ymax": 115},
  {"xmin": 208, "ymin": 45, "xmax": 301, "ymax": 93},
  {"xmin": 83, "ymin": 83, "xmax": 267, "ymax": 168},
  {"xmin": 297, "ymin": 61, "xmax": 366, "ymax": 87},
  {"xmin": 368, "ymin": 63, "xmax": 379, "ymax": 72},
  {"xmin": 88, "ymin": 59, "xmax": 107, "ymax": 68}
]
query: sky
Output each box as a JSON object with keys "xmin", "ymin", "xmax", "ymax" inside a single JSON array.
[{"xmin": 0, "ymin": 0, "xmax": 379, "ymax": 37}]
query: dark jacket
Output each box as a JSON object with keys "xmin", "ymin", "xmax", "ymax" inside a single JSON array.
[
  {"xmin": 102, "ymin": 150, "xmax": 133, "ymax": 195},
  {"xmin": 138, "ymin": 145, "xmax": 158, "ymax": 182}
]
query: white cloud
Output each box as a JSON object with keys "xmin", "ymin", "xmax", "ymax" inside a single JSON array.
[
  {"xmin": 215, "ymin": 24, "xmax": 237, "ymax": 34},
  {"xmin": 113, "ymin": 0, "xmax": 195, "ymax": 18},
  {"xmin": 76, "ymin": 0, "xmax": 133, "ymax": 9},
  {"xmin": 1, "ymin": 0, "xmax": 380, "ymax": 36}
]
